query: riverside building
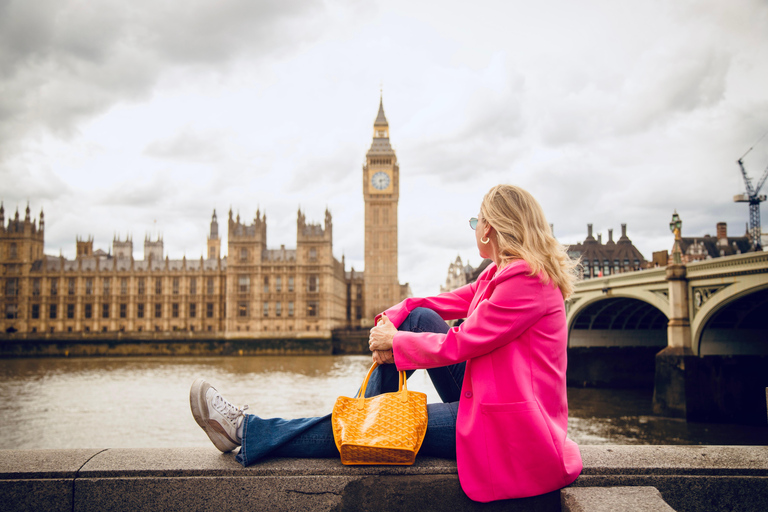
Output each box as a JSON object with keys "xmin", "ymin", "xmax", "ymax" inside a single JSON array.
[
  {"xmin": 439, "ymin": 223, "xmax": 649, "ymax": 293},
  {"xmin": 0, "ymin": 100, "xmax": 409, "ymax": 338},
  {"xmin": 566, "ymin": 224, "xmax": 647, "ymax": 279}
]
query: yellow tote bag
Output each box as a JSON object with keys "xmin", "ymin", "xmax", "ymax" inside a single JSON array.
[{"xmin": 331, "ymin": 362, "xmax": 428, "ymax": 465}]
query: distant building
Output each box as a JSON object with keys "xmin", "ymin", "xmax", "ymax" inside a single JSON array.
[
  {"xmin": 440, "ymin": 255, "xmax": 476, "ymax": 293},
  {"xmin": 0, "ymin": 100, "xmax": 410, "ymax": 337},
  {"xmin": 439, "ymin": 223, "xmax": 648, "ymax": 290},
  {"xmin": 469, "ymin": 259, "xmax": 492, "ymax": 282},
  {"xmin": 673, "ymin": 222, "xmax": 752, "ymax": 263},
  {"xmin": 0, "ymin": 205, "xmax": 350, "ymax": 336},
  {"xmin": 566, "ymin": 224, "xmax": 647, "ymax": 279}
]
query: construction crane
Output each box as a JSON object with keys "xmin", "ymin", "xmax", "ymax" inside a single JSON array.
[{"xmin": 734, "ymin": 155, "xmax": 768, "ymax": 251}]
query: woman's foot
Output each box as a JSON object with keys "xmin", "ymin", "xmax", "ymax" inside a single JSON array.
[{"xmin": 190, "ymin": 378, "xmax": 249, "ymax": 453}]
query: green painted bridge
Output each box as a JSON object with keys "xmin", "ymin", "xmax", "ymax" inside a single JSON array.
[
  {"xmin": 565, "ymin": 251, "xmax": 768, "ymax": 424},
  {"xmin": 567, "ymin": 251, "xmax": 768, "ymax": 356}
]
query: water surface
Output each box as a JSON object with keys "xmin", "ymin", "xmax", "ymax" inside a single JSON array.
[{"xmin": 0, "ymin": 356, "xmax": 765, "ymax": 450}]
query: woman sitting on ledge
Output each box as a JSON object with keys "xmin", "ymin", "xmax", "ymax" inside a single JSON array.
[{"xmin": 190, "ymin": 184, "xmax": 583, "ymax": 502}]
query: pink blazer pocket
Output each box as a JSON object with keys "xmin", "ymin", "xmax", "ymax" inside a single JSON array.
[{"xmin": 479, "ymin": 401, "xmax": 562, "ymax": 499}]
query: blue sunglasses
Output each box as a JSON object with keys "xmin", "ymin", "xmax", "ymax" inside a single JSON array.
[{"xmin": 469, "ymin": 217, "xmax": 478, "ymax": 230}]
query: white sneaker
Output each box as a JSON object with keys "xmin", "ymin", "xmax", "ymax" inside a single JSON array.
[{"xmin": 190, "ymin": 378, "xmax": 249, "ymax": 453}]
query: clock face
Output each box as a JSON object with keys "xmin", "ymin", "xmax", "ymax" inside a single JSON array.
[{"xmin": 371, "ymin": 172, "xmax": 390, "ymax": 190}]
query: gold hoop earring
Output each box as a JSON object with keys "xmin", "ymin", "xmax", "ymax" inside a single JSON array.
[{"xmin": 481, "ymin": 236, "xmax": 490, "ymax": 245}]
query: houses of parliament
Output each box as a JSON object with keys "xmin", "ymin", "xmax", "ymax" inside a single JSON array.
[{"xmin": 0, "ymin": 100, "xmax": 409, "ymax": 338}]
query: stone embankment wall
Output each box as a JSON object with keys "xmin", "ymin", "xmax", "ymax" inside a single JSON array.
[
  {"xmin": 0, "ymin": 337, "xmax": 333, "ymax": 357},
  {"xmin": 0, "ymin": 329, "xmax": 372, "ymax": 357},
  {"xmin": 2, "ymin": 446, "xmax": 767, "ymax": 511}
]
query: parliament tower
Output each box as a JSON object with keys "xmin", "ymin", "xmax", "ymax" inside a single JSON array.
[{"xmin": 363, "ymin": 97, "xmax": 400, "ymax": 323}]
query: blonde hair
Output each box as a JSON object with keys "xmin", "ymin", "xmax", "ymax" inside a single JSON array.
[{"xmin": 480, "ymin": 184, "xmax": 578, "ymax": 299}]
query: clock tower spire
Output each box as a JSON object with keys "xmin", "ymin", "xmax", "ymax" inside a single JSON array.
[{"xmin": 363, "ymin": 95, "xmax": 400, "ymax": 325}]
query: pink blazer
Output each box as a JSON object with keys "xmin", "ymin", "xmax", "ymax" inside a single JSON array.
[{"xmin": 380, "ymin": 260, "xmax": 582, "ymax": 502}]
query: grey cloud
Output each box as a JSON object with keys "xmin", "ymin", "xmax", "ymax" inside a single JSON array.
[
  {"xmin": 399, "ymin": 74, "xmax": 527, "ymax": 181},
  {"xmin": 404, "ymin": 125, "xmax": 525, "ymax": 182},
  {"xmin": 143, "ymin": 0, "xmax": 325, "ymax": 64},
  {"xmin": 144, "ymin": 129, "xmax": 226, "ymax": 162},
  {"xmin": 0, "ymin": 163, "xmax": 72, "ymax": 203},
  {"xmin": 0, "ymin": 0, "xmax": 57, "ymax": 77},
  {"xmin": 616, "ymin": 48, "xmax": 729, "ymax": 133},
  {"xmin": 539, "ymin": 43, "xmax": 731, "ymax": 147},
  {"xmin": 0, "ymin": 0, "xmax": 345, "ymax": 159},
  {"xmin": 98, "ymin": 173, "xmax": 174, "ymax": 207},
  {"xmin": 285, "ymin": 146, "xmax": 360, "ymax": 193}
]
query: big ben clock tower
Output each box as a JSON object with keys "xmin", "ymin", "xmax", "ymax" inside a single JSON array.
[{"xmin": 363, "ymin": 97, "xmax": 400, "ymax": 324}]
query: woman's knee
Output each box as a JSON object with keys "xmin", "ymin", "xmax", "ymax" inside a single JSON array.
[
  {"xmin": 411, "ymin": 307, "xmax": 439, "ymax": 321},
  {"xmin": 403, "ymin": 307, "xmax": 448, "ymax": 334}
]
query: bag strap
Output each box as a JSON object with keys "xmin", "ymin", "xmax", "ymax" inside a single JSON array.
[
  {"xmin": 355, "ymin": 316, "xmax": 409, "ymax": 406},
  {"xmin": 355, "ymin": 362, "xmax": 409, "ymax": 408}
]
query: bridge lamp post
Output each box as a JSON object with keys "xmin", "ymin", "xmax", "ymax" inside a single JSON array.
[
  {"xmin": 654, "ymin": 210, "xmax": 693, "ymax": 420},
  {"xmin": 669, "ymin": 211, "xmax": 682, "ymax": 265}
]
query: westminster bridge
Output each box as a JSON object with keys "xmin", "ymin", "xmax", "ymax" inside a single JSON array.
[{"xmin": 566, "ymin": 251, "xmax": 768, "ymax": 424}]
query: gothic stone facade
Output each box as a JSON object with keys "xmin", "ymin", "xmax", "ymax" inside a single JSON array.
[
  {"xmin": 0, "ymin": 101, "xmax": 409, "ymax": 337},
  {"xmin": 0, "ymin": 206, "xmax": 351, "ymax": 337}
]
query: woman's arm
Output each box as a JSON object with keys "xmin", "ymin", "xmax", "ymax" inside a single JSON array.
[
  {"xmin": 391, "ymin": 273, "xmax": 548, "ymax": 369},
  {"xmin": 376, "ymin": 265, "xmax": 493, "ymax": 327}
]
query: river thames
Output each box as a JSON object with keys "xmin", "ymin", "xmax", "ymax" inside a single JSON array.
[{"xmin": 0, "ymin": 355, "xmax": 766, "ymax": 450}]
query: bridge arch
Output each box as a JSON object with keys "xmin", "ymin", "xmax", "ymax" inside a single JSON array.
[
  {"xmin": 694, "ymin": 284, "xmax": 768, "ymax": 356},
  {"xmin": 568, "ymin": 295, "xmax": 668, "ymax": 348}
]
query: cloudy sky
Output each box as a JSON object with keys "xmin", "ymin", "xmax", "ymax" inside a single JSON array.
[{"xmin": 1, "ymin": 0, "xmax": 767, "ymax": 297}]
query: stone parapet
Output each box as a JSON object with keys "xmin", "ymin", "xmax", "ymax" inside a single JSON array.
[
  {"xmin": 1, "ymin": 446, "xmax": 767, "ymax": 511},
  {"xmin": 561, "ymin": 487, "xmax": 675, "ymax": 512}
]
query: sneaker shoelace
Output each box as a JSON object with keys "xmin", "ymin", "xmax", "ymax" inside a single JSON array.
[{"xmin": 212, "ymin": 393, "xmax": 249, "ymax": 423}]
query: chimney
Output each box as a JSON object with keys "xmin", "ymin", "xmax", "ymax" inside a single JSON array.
[
  {"xmin": 717, "ymin": 222, "xmax": 727, "ymax": 240},
  {"xmin": 586, "ymin": 224, "xmax": 596, "ymax": 242},
  {"xmin": 618, "ymin": 223, "xmax": 630, "ymax": 243},
  {"xmin": 597, "ymin": 233, "xmax": 602, "ymax": 244},
  {"xmin": 608, "ymin": 229, "xmax": 614, "ymax": 243}
]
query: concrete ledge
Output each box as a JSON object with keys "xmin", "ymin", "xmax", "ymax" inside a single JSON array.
[
  {"xmin": 561, "ymin": 487, "xmax": 675, "ymax": 512},
  {"xmin": 1, "ymin": 446, "xmax": 767, "ymax": 511}
]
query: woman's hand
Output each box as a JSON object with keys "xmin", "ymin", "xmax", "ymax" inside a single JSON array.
[
  {"xmin": 369, "ymin": 314, "xmax": 397, "ymax": 352},
  {"xmin": 372, "ymin": 350, "xmax": 394, "ymax": 365}
]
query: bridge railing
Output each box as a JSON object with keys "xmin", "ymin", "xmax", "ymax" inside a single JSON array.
[
  {"xmin": 573, "ymin": 267, "xmax": 668, "ymax": 294},
  {"xmin": 685, "ymin": 250, "xmax": 768, "ymax": 278}
]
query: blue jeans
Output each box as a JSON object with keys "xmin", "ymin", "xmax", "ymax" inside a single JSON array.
[{"xmin": 236, "ymin": 308, "xmax": 465, "ymax": 466}]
